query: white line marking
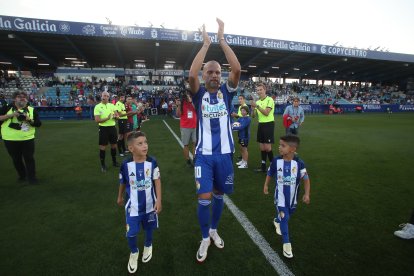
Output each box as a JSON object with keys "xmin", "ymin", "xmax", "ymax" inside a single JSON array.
[{"xmin": 163, "ymin": 120, "xmax": 294, "ymax": 276}]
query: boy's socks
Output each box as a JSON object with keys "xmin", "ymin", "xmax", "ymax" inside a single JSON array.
[
  {"xmin": 211, "ymin": 194, "xmax": 224, "ymax": 230},
  {"xmin": 197, "ymin": 199, "xmax": 211, "ymax": 239},
  {"xmin": 127, "ymin": 236, "xmax": 138, "ymax": 253},
  {"xmin": 144, "ymin": 229, "xmax": 153, "ymax": 247}
]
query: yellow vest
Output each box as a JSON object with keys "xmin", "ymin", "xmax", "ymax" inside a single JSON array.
[
  {"xmin": 256, "ymin": 96, "xmax": 275, "ymax": 123},
  {"xmin": 94, "ymin": 102, "xmax": 117, "ymax": 126},
  {"xmin": 115, "ymin": 101, "xmax": 128, "ymax": 119},
  {"xmin": 1, "ymin": 106, "xmax": 36, "ymax": 141}
]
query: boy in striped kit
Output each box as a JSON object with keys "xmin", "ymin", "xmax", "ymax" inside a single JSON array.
[
  {"xmin": 117, "ymin": 131, "xmax": 162, "ymax": 273},
  {"xmin": 263, "ymin": 135, "xmax": 311, "ymax": 258}
]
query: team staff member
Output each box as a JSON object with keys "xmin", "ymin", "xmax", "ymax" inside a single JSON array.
[
  {"xmin": 283, "ymin": 97, "xmax": 305, "ymax": 135},
  {"xmin": 94, "ymin": 91, "xmax": 119, "ymax": 172},
  {"xmin": 0, "ymin": 91, "xmax": 41, "ymax": 183},
  {"xmin": 250, "ymin": 83, "xmax": 275, "ymax": 173},
  {"xmin": 115, "ymin": 94, "xmax": 128, "ymax": 156}
]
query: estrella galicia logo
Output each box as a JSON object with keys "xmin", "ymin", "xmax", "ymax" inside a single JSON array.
[
  {"xmin": 151, "ymin": 29, "xmax": 158, "ymax": 39},
  {"xmin": 59, "ymin": 23, "xmax": 70, "ymax": 32},
  {"xmin": 82, "ymin": 25, "xmax": 95, "ymax": 35},
  {"xmin": 321, "ymin": 45, "xmax": 327, "ymax": 54}
]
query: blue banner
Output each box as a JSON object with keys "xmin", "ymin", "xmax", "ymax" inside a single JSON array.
[{"xmin": 1, "ymin": 15, "xmax": 414, "ymax": 63}]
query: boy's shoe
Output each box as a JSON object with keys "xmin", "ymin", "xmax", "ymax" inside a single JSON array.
[
  {"xmin": 196, "ymin": 239, "xmax": 211, "ymax": 262},
  {"xmin": 142, "ymin": 246, "xmax": 152, "ymax": 263},
  {"xmin": 236, "ymin": 160, "xmax": 243, "ymax": 166},
  {"xmin": 238, "ymin": 162, "xmax": 248, "ymax": 169},
  {"xmin": 209, "ymin": 229, "xmax": 224, "ymax": 249},
  {"xmin": 394, "ymin": 223, "xmax": 414, "ymax": 239},
  {"xmin": 273, "ymin": 219, "xmax": 281, "ymax": 236},
  {"xmin": 101, "ymin": 165, "xmax": 107, "ymax": 173},
  {"xmin": 283, "ymin": 243, "xmax": 293, "ymax": 258},
  {"xmin": 128, "ymin": 252, "xmax": 139, "ymax": 273}
]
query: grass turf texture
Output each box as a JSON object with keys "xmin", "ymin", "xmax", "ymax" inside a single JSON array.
[{"xmin": 0, "ymin": 113, "xmax": 413, "ymax": 275}]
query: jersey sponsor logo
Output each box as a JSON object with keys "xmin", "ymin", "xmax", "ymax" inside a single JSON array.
[
  {"xmin": 130, "ymin": 179, "xmax": 152, "ymax": 191},
  {"xmin": 201, "ymin": 102, "xmax": 228, "ymax": 119},
  {"xmin": 278, "ymin": 175, "xmax": 297, "ymax": 186}
]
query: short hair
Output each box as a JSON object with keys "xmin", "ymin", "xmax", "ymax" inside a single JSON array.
[
  {"xmin": 280, "ymin": 134, "xmax": 300, "ymax": 148},
  {"xmin": 256, "ymin": 82, "xmax": 267, "ymax": 91},
  {"xmin": 240, "ymin": 105, "xmax": 250, "ymax": 114},
  {"xmin": 12, "ymin": 90, "xmax": 27, "ymax": 99},
  {"xmin": 293, "ymin": 97, "xmax": 300, "ymax": 102},
  {"xmin": 238, "ymin": 95, "xmax": 245, "ymax": 99},
  {"xmin": 127, "ymin": 131, "xmax": 146, "ymax": 145}
]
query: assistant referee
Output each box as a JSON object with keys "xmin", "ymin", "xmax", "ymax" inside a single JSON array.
[
  {"xmin": 94, "ymin": 91, "xmax": 119, "ymax": 172},
  {"xmin": 250, "ymin": 83, "xmax": 275, "ymax": 173}
]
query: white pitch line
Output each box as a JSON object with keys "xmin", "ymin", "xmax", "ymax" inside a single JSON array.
[{"xmin": 162, "ymin": 120, "xmax": 294, "ymax": 276}]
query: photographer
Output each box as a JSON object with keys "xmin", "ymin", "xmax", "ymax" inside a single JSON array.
[
  {"xmin": 175, "ymin": 89, "xmax": 196, "ymax": 167},
  {"xmin": 0, "ymin": 91, "xmax": 41, "ymax": 184}
]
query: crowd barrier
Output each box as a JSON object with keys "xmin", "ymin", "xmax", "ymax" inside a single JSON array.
[{"xmin": 34, "ymin": 104, "xmax": 414, "ymax": 120}]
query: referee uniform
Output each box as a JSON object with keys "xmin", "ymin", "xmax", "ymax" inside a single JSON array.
[
  {"xmin": 255, "ymin": 95, "xmax": 275, "ymax": 172},
  {"xmin": 115, "ymin": 100, "xmax": 128, "ymax": 155},
  {"xmin": 94, "ymin": 101, "xmax": 118, "ymax": 171}
]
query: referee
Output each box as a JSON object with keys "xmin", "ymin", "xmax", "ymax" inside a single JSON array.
[
  {"xmin": 94, "ymin": 91, "xmax": 119, "ymax": 172},
  {"xmin": 250, "ymin": 83, "xmax": 275, "ymax": 173},
  {"xmin": 0, "ymin": 91, "xmax": 41, "ymax": 183},
  {"xmin": 115, "ymin": 93, "xmax": 128, "ymax": 156}
]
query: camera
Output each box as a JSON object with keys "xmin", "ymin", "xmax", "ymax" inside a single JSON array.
[{"xmin": 17, "ymin": 111, "xmax": 27, "ymax": 121}]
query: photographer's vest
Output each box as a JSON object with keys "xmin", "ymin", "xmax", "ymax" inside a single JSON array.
[{"xmin": 1, "ymin": 106, "xmax": 36, "ymax": 141}]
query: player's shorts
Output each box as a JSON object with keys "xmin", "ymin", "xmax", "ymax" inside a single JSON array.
[
  {"xmin": 181, "ymin": 127, "xmax": 196, "ymax": 146},
  {"xmin": 118, "ymin": 119, "xmax": 128, "ymax": 134},
  {"xmin": 125, "ymin": 210, "xmax": 159, "ymax": 237},
  {"xmin": 257, "ymin": 121, "xmax": 275, "ymax": 144},
  {"xmin": 238, "ymin": 138, "xmax": 249, "ymax": 147},
  {"xmin": 98, "ymin": 126, "xmax": 118, "ymax": 145},
  {"xmin": 194, "ymin": 154, "xmax": 234, "ymax": 195}
]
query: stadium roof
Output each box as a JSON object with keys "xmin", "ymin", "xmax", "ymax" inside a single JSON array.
[{"xmin": 1, "ymin": 15, "xmax": 414, "ymax": 84}]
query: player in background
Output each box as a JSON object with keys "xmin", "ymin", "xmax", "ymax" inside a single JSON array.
[
  {"xmin": 263, "ymin": 135, "xmax": 311, "ymax": 258},
  {"xmin": 117, "ymin": 131, "xmax": 162, "ymax": 273},
  {"xmin": 115, "ymin": 94, "xmax": 128, "ymax": 156},
  {"xmin": 189, "ymin": 18, "xmax": 241, "ymax": 262},
  {"xmin": 232, "ymin": 105, "xmax": 251, "ymax": 169}
]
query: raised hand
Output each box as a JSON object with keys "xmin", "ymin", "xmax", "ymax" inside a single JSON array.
[
  {"xmin": 216, "ymin": 18, "xmax": 224, "ymax": 39},
  {"xmin": 200, "ymin": 24, "xmax": 211, "ymax": 47}
]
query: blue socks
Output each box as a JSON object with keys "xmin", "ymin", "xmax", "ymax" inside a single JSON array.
[
  {"xmin": 127, "ymin": 229, "xmax": 153, "ymax": 253},
  {"xmin": 198, "ymin": 199, "xmax": 211, "ymax": 239},
  {"xmin": 211, "ymin": 194, "xmax": 224, "ymax": 230},
  {"xmin": 280, "ymin": 211, "xmax": 291, "ymax": 244},
  {"xmin": 127, "ymin": 236, "xmax": 138, "ymax": 253},
  {"xmin": 145, "ymin": 229, "xmax": 153, "ymax": 247}
]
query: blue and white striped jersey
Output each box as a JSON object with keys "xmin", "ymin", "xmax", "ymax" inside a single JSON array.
[
  {"xmin": 192, "ymin": 82, "xmax": 236, "ymax": 155},
  {"xmin": 267, "ymin": 156, "xmax": 307, "ymax": 209},
  {"xmin": 119, "ymin": 156, "xmax": 160, "ymax": 216}
]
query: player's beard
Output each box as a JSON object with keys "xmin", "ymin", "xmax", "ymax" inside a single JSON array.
[{"xmin": 208, "ymin": 80, "xmax": 219, "ymax": 90}]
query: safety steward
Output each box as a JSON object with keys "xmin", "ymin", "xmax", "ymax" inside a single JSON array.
[{"xmin": 0, "ymin": 91, "xmax": 41, "ymax": 183}]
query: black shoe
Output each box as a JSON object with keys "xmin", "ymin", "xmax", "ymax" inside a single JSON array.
[
  {"xmin": 101, "ymin": 165, "xmax": 107, "ymax": 172},
  {"xmin": 253, "ymin": 168, "xmax": 266, "ymax": 173},
  {"xmin": 113, "ymin": 162, "xmax": 120, "ymax": 167}
]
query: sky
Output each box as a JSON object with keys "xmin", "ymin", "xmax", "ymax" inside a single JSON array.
[{"xmin": 2, "ymin": 0, "xmax": 414, "ymax": 55}]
